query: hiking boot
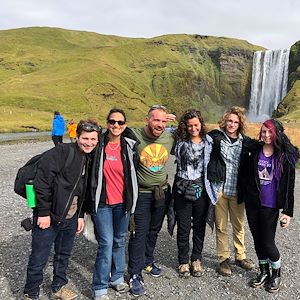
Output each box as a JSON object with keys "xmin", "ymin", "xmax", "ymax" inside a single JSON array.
[
  {"xmin": 144, "ymin": 262, "xmax": 162, "ymax": 277},
  {"xmin": 218, "ymin": 258, "xmax": 231, "ymax": 276},
  {"xmin": 111, "ymin": 281, "xmax": 129, "ymax": 293},
  {"xmin": 178, "ymin": 264, "xmax": 190, "ymax": 278},
  {"xmin": 235, "ymin": 258, "xmax": 255, "ymax": 270},
  {"xmin": 250, "ymin": 263, "xmax": 270, "ymax": 288},
  {"xmin": 51, "ymin": 285, "xmax": 78, "ymax": 300},
  {"xmin": 24, "ymin": 295, "xmax": 38, "ymax": 300},
  {"xmin": 129, "ymin": 274, "xmax": 145, "ymax": 297},
  {"xmin": 191, "ymin": 259, "xmax": 202, "ymax": 277},
  {"xmin": 266, "ymin": 268, "xmax": 281, "ymax": 293}
]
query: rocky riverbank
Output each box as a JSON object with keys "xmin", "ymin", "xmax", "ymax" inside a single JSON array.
[{"xmin": 0, "ymin": 141, "xmax": 299, "ymax": 299}]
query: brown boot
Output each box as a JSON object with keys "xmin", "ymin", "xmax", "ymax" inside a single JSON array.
[
  {"xmin": 191, "ymin": 259, "xmax": 202, "ymax": 277},
  {"xmin": 235, "ymin": 258, "xmax": 255, "ymax": 270},
  {"xmin": 218, "ymin": 258, "xmax": 231, "ymax": 276},
  {"xmin": 51, "ymin": 285, "xmax": 78, "ymax": 300},
  {"xmin": 178, "ymin": 263, "xmax": 190, "ymax": 278}
]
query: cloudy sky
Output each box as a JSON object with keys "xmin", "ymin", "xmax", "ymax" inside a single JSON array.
[{"xmin": 1, "ymin": 0, "xmax": 299, "ymax": 49}]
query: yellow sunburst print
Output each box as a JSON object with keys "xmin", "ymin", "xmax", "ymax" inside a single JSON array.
[{"xmin": 140, "ymin": 143, "xmax": 169, "ymax": 172}]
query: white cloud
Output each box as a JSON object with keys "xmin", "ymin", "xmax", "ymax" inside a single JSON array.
[{"xmin": 0, "ymin": 0, "xmax": 299, "ymax": 49}]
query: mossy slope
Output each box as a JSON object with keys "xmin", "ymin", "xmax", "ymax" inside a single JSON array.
[{"xmin": 0, "ymin": 27, "xmax": 263, "ymax": 131}]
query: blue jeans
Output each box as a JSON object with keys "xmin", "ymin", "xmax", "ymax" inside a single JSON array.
[
  {"xmin": 128, "ymin": 191, "xmax": 167, "ymax": 275},
  {"xmin": 24, "ymin": 214, "xmax": 78, "ymax": 298},
  {"xmin": 92, "ymin": 204, "xmax": 129, "ymax": 297}
]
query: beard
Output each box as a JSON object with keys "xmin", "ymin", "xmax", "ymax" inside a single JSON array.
[{"xmin": 147, "ymin": 124, "xmax": 164, "ymax": 137}]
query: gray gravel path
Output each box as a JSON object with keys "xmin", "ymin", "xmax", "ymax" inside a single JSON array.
[{"xmin": 0, "ymin": 141, "xmax": 299, "ymax": 299}]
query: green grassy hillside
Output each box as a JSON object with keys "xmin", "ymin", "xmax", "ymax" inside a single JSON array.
[
  {"xmin": 275, "ymin": 41, "xmax": 300, "ymax": 122},
  {"xmin": 0, "ymin": 27, "xmax": 263, "ymax": 132}
]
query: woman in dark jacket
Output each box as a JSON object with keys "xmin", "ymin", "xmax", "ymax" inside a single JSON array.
[
  {"xmin": 85, "ymin": 108, "xmax": 139, "ymax": 300},
  {"xmin": 172, "ymin": 109, "xmax": 217, "ymax": 278},
  {"xmin": 240, "ymin": 119, "xmax": 299, "ymax": 293}
]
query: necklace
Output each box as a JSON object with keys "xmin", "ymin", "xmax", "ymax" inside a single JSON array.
[{"xmin": 108, "ymin": 142, "xmax": 120, "ymax": 151}]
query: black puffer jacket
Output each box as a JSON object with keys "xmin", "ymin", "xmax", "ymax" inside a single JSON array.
[
  {"xmin": 239, "ymin": 143, "xmax": 296, "ymax": 217},
  {"xmin": 83, "ymin": 127, "xmax": 139, "ymax": 215},
  {"xmin": 34, "ymin": 143, "xmax": 88, "ymax": 223}
]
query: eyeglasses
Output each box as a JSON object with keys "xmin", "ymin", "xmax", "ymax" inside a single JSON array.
[
  {"xmin": 227, "ymin": 119, "xmax": 239, "ymax": 126},
  {"xmin": 107, "ymin": 119, "xmax": 126, "ymax": 126},
  {"xmin": 81, "ymin": 123, "xmax": 100, "ymax": 132}
]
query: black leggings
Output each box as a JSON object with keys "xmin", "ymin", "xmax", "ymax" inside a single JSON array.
[
  {"xmin": 174, "ymin": 190, "xmax": 209, "ymax": 264},
  {"xmin": 245, "ymin": 204, "xmax": 280, "ymax": 262}
]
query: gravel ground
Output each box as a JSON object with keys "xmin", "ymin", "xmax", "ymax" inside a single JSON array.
[{"xmin": 0, "ymin": 140, "xmax": 299, "ymax": 300}]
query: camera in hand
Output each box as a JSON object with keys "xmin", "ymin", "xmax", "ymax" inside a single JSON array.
[{"xmin": 21, "ymin": 217, "xmax": 33, "ymax": 231}]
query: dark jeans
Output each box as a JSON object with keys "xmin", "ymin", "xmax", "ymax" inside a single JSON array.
[
  {"xmin": 128, "ymin": 191, "xmax": 168, "ymax": 275},
  {"xmin": 174, "ymin": 190, "xmax": 209, "ymax": 264},
  {"xmin": 24, "ymin": 214, "xmax": 78, "ymax": 298},
  {"xmin": 245, "ymin": 204, "xmax": 280, "ymax": 262},
  {"xmin": 52, "ymin": 135, "xmax": 63, "ymax": 146}
]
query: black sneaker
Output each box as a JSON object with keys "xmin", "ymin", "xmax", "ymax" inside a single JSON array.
[
  {"xmin": 144, "ymin": 262, "xmax": 162, "ymax": 277},
  {"xmin": 129, "ymin": 274, "xmax": 145, "ymax": 297}
]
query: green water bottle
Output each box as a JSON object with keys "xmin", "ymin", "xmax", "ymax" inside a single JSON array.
[{"xmin": 25, "ymin": 180, "xmax": 36, "ymax": 208}]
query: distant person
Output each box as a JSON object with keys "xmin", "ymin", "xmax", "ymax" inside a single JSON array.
[
  {"xmin": 84, "ymin": 108, "xmax": 139, "ymax": 300},
  {"xmin": 208, "ymin": 106, "xmax": 255, "ymax": 276},
  {"xmin": 23, "ymin": 120, "xmax": 100, "ymax": 300},
  {"xmin": 239, "ymin": 119, "xmax": 299, "ymax": 293},
  {"xmin": 67, "ymin": 119, "xmax": 77, "ymax": 143},
  {"xmin": 127, "ymin": 105, "xmax": 176, "ymax": 297},
  {"xmin": 51, "ymin": 111, "xmax": 65, "ymax": 146},
  {"xmin": 173, "ymin": 109, "xmax": 218, "ymax": 278}
]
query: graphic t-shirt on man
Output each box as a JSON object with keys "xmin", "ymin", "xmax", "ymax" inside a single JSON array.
[
  {"xmin": 104, "ymin": 143, "xmax": 124, "ymax": 205},
  {"xmin": 258, "ymin": 150, "xmax": 277, "ymax": 208},
  {"xmin": 132, "ymin": 128, "xmax": 174, "ymax": 190}
]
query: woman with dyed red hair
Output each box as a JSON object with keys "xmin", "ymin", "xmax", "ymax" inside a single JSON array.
[{"xmin": 239, "ymin": 119, "xmax": 299, "ymax": 293}]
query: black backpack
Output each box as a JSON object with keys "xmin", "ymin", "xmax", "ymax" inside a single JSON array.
[{"xmin": 14, "ymin": 147, "xmax": 75, "ymax": 199}]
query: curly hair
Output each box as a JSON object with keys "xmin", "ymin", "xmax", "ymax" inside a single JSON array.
[
  {"xmin": 218, "ymin": 106, "xmax": 247, "ymax": 135},
  {"xmin": 175, "ymin": 108, "xmax": 207, "ymax": 141},
  {"xmin": 260, "ymin": 119, "xmax": 300, "ymax": 181}
]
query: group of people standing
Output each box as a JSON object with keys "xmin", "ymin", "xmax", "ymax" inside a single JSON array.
[
  {"xmin": 23, "ymin": 104, "xmax": 298, "ymax": 300},
  {"xmin": 51, "ymin": 111, "xmax": 78, "ymax": 146}
]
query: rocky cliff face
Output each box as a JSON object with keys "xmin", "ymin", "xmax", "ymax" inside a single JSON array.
[
  {"xmin": 274, "ymin": 41, "xmax": 300, "ymax": 121},
  {"xmin": 145, "ymin": 36, "xmax": 258, "ymax": 122}
]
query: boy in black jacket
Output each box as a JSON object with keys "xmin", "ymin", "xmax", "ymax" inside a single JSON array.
[{"xmin": 24, "ymin": 120, "xmax": 99, "ymax": 300}]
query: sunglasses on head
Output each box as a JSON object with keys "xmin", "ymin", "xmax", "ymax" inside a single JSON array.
[
  {"xmin": 148, "ymin": 104, "xmax": 167, "ymax": 113},
  {"xmin": 81, "ymin": 123, "xmax": 100, "ymax": 132},
  {"xmin": 107, "ymin": 119, "xmax": 126, "ymax": 126}
]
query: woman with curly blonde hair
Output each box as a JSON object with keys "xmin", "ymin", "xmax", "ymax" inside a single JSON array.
[
  {"xmin": 207, "ymin": 106, "xmax": 255, "ymax": 276},
  {"xmin": 218, "ymin": 106, "xmax": 247, "ymax": 135}
]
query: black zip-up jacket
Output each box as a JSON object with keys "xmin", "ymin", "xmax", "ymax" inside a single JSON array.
[
  {"xmin": 83, "ymin": 127, "xmax": 139, "ymax": 215},
  {"xmin": 239, "ymin": 143, "xmax": 296, "ymax": 217},
  {"xmin": 207, "ymin": 129, "xmax": 255, "ymax": 203},
  {"xmin": 34, "ymin": 142, "xmax": 87, "ymax": 223}
]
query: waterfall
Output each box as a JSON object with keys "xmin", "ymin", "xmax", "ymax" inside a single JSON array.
[{"xmin": 248, "ymin": 49, "xmax": 290, "ymax": 122}]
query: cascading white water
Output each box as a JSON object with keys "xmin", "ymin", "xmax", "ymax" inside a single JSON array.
[{"xmin": 248, "ymin": 49, "xmax": 290, "ymax": 122}]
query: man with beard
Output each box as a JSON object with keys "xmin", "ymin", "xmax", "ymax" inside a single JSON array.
[{"xmin": 128, "ymin": 105, "xmax": 176, "ymax": 297}]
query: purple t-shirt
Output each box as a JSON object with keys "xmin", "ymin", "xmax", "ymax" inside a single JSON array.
[{"xmin": 258, "ymin": 150, "xmax": 277, "ymax": 208}]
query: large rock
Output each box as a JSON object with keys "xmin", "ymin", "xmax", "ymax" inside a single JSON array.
[{"xmin": 274, "ymin": 41, "xmax": 300, "ymax": 121}]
